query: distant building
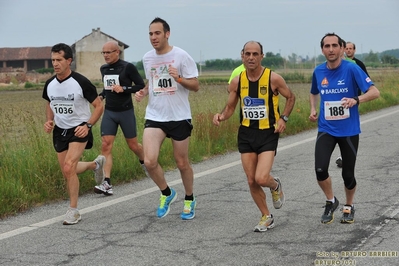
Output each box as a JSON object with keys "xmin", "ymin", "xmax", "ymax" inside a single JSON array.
[
  {"xmin": 0, "ymin": 47, "xmax": 53, "ymax": 83},
  {"xmin": 0, "ymin": 46, "xmax": 52, "ymax": 72},
  {"xmin": 0, "ymin": 27, "xmax": 129, "ymax": 81},
  {"xmin": 72, "ymin": 27, "xmax": 129, "ymax": 80}
]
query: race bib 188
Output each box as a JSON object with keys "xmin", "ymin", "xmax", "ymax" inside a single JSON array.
[{"xmin": 324, "ymin": 101, "xmax": 350, "ymax": 120}]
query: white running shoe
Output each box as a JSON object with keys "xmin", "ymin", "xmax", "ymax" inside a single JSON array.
[
  {"xmin": 93, "ymin": 155, "xmax": 106, "ymax": 185},
  {"xmin": 254, "ymin": 214, "xmax": 275, "ymax": 232},
  {"xmin": 270, "ymin": 177, "xmax": 285, "ymax": 209},
  {"xmin": 94, "ymin": 180, "xmax": 113, "ymax": 196},
  {"xmin": 63, "ymin": 208, "xmax": 81, "ymax": 225}
]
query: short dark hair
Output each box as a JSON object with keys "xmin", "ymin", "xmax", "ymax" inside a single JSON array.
[
  {"xmin": 342, "ymin": 39, "xmax": 346, "ymax": 48},
  {"xmin": 242, "ymin": 41, "xmax": 263, "ymax": 55},
  {"xmin": 150, "ymin": 17, "xmax": 170, "ymax": 33},
  {"xmin": 51, "ymin": 43, "xmax": 73, "ymax": 61},
  {"xmin": 320, "ymin": 33, "xmax": 343, "ymax": 48}
]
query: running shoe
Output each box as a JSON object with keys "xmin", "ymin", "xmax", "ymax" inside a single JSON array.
[
  {"xmin": 340, "ymin": 205, "xmax": 355, "ymax": 224},
  {"xmin": 321, "ymin": 197, "xmax": 339, "ymax": 224},
  {"xmin": 270, "ymin": 177, "xmax": 285, "ymax": 209},
  {"xmin": 254, "ymin": 214, "xmax": 275, "ymax": 232},
  {"xmin": 336, "ymin": 156, "xmax": 342, "ymax": 168},
  {"xmin": 157, "ymin": 188, "xmax": 177, "ymax": 218},
  {"xmin": 181, "ymin": 197, "xmax": 197, "ymax": 220},
  {"xmin": 94, "ymin": 180, "xmax": 113, "ymax": 196},
  {"xmin": 63, "ymin": 208, "xmax": 81, "ymax": 225},
  {"xmin": 93, "ymin": 155, "xmax": 106, "ymax": 185}
]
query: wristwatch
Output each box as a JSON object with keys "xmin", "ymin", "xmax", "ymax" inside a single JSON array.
[
  {"xmin": 280, "ymin": 115, "xmax": 289, "ymax": 123},
  {"xmin": 86, "ymin": 122, "xmax": 93, "ymax": 130}
]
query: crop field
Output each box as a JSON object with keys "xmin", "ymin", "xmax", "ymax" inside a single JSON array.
[{"xmin": 0, "ymin": 68, "xmax": 398, "ymax": 217}]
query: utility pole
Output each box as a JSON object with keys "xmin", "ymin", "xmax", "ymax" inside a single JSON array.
[{"xmin": 199, "ymin": 50, "xmax": 202, "ymax": 76}]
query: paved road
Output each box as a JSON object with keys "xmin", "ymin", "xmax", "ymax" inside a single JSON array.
[{"xmin": 1, "ymin": 106, "xmax": 399, "ymax": 266}]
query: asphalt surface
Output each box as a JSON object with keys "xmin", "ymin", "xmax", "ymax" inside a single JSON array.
[{"xmin": 1, "ymin": 106, "xmax": 399, "ymax": 266}]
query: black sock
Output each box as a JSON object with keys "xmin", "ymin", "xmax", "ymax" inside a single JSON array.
[
  {"xmin": 105, "ymin": 178, "xmax": 111, "ymax": 185},
  {"xmin": 161, "ymin": 186, "xmax": 171, "ymax": 196},
  {"xmin": 185, "ymin": 194, "xmax": 194, "ymax": 201},
  {"xmin": 139, "ymin": 159, "xmax": 144, "ymax": 165}
]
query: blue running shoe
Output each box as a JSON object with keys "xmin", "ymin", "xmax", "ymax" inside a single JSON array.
[
  {"xmin": 181, "ymin": 197, "xmax": 197, "ymax": 220},
  {"xmin": 157, "ymin": 188, "xmax": 177, "ymax": 218}
]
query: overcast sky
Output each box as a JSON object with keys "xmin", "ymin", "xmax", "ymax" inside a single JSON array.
[{"xmin": 1, "ymin": 0, "xmax": 398, "ymax": 63}]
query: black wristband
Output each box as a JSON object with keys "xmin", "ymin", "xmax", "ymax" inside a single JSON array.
[{"xmin": 353, "ymin": 96, "xmax": 359, "ymax": 105}]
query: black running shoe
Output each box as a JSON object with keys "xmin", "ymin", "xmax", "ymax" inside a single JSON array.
[
  {"xmin": 340, "ymin": 205, "xmax": 355, "ymax": 224},
  {"xmin": 335, "ymin": 156, "xmax": 342, "ymax": 168},
  {"xmin": 321, "ymin": 197, "xmax": 339, "ymax": 224}
]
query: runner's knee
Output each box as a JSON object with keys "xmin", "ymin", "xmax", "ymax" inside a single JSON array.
[
  {"xmin": 316, "ymin": 168, "xmax": 329, "ymax": 181},
  {"xmin": 343, "ymin": 176, "xmax": 357, "ymax": 190}
]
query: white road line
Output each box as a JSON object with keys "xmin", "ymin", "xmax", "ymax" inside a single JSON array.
[{"xmin": 1, "ymin": 107, "xmax": 398, "ymax": 241}]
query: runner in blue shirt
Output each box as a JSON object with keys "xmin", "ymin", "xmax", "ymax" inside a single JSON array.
[{"xmin": 309, "ymin": 33, "xmax": 380, "ymax": 224}]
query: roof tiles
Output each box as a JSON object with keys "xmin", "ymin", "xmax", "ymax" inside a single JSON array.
[{"xmin": 0, "ymin": 47, "xmax": 52, "ymax": 61}]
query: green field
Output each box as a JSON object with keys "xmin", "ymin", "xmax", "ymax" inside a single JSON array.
[{"xmin": 0, "ymin": 68, "xmax": 398, "ymax": 218}]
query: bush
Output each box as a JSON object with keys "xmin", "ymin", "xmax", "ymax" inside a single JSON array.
[
  {"xmin": 24, "ymin": 82, "xmax": 34, "ymax": 88},
  {"xmin": 24, "ymin": 82, "xmax": 44, "ymax": 90},
  {"xmin": 35, "ymin": 68, "xmax": 54, "ymax": 74}
]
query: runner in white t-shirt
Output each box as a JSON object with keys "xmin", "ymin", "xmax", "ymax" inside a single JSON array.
[
  {"xmin": 135, "ymin": 17, "xmax": 199, "ymax": 220},
  {"xmin": 42, "ymin": 43, "xmax": 105, "ymax": 225}
]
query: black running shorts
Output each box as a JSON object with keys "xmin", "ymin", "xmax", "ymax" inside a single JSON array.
[
  {"xmin": 53, "ymin": 124, "xmax": 93, "ymax": 153},
  {"xmin": 237, "ymin": 126, "xmax": 279, "ymax": 155},
  {"xmin": 144, "ymin": 119, "xmax": 193, "ymax": 141}
]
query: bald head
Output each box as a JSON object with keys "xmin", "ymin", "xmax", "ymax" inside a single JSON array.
[
  {"xmin": 102, "ymin": 40, "xmax": 121, "ymax": 64},
  {"xmin": 242, "ymin": 41, "xmax": 263, "ymax": 55},
  {"xmin": 103, "ymin": 40, "xmax": 119, "ymax": 50}
]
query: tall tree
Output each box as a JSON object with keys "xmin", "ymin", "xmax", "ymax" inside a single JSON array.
[{"xmin": 364, "ymin": 50, "xmax": 379, "ymax": 63}]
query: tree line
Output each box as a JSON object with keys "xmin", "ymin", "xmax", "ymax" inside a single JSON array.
[{"xmin": 134, "ymin": 49, "xmax": 399, "ymax": 71}]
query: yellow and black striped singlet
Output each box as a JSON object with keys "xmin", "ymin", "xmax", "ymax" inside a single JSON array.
[{"xmin": 238, "ymin": 68, "xmax": 280, "ymax": 129}]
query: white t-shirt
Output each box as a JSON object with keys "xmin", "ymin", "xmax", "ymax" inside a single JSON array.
[
  {"xmin": 42, "ymin": 72, "xmax": 98, "ymax": 129},
  {"xmin": 143, "ymin": 46, "xmax": 198, "ymax": 121}
]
